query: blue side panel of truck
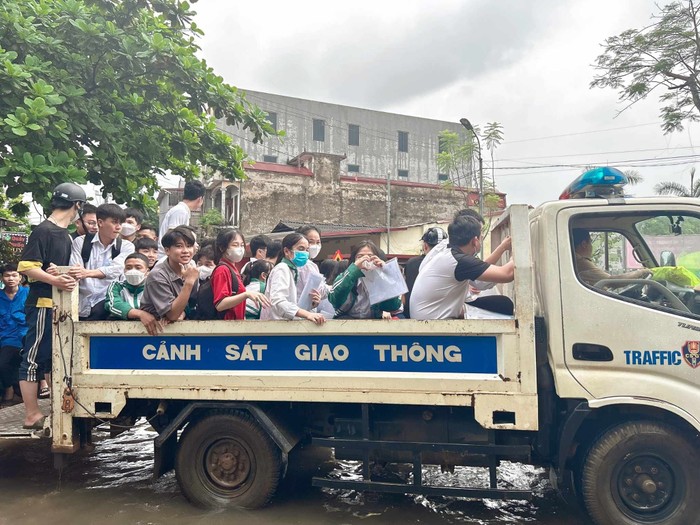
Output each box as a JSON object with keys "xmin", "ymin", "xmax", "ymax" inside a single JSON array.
[{"xmin": 89, "ymin": 335, "xmax": 498, "ymax": 374}]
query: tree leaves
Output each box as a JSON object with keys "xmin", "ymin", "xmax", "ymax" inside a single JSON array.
[
  {"xmin": 591, "ymin": 1, "xmax": 700, "ymax": 134},
  {"xmin": 0, "ymin": 0, "xmax": 278, "ymax": 216}
]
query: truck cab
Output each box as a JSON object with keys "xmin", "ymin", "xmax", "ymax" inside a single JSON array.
[{"xmin": 532, "ymin": 170, "xmax": 700, "ymax": 525}]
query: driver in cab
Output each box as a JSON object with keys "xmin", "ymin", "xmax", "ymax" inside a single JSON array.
[{"xmin": 573, "ymin": 229, "xmax": 651, "ymax": 286}]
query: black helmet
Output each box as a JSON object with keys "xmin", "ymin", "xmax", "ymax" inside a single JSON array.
[
  {"xmin": 52, "ymin": 182, "xmax": 86, "ymax": 204},
  {"xmin": 421, "ymin": 227, "xmax": 447, "ymax": 246}
]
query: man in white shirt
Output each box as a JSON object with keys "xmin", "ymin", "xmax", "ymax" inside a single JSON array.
[
  {"xmin": 420, "ymin": 209, "xmax": 511, "ymax": 307},
  {"xmin": 69, "ymin": 203, "xmax": 135, "ymax": 320},
  {"xmin": 411, "ymin": 215, "xmax": 514, "ymax": 320},
  {"xmin": 158, "ymin": 180, "xmax": 205, "ymax": 257}
]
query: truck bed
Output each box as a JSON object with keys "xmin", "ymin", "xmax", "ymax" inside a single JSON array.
[{"xmin": 51, "ymin": 205, "xmax": 537, "ymax": 455}]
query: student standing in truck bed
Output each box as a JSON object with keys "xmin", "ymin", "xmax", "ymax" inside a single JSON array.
[
  {"xmin": 17, "ymin": 183, "xmax": 83, "ymax": 430},
  {"xmin": 157, "ymin": 180, "xmax": 205, "ymax": 258}
]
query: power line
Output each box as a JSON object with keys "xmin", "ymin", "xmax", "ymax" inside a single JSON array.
[
  {"xmin": 246, "ymin": 91, "xmax": 670, "ymax": 156},
  {"xmin": 223, "ymin": 93, "xmax": 700, "ymax": 181},
  {"xmin": 225, "ymin": 122, "xmax": 700, "ymax": 180},
  {"xmin": 498, "ymin": 144, "xmax": 700, "ymax": 162},
  {"xmin": 493, "ymin": 153, "xmax": 700, "ymax": 171},
  {"xmin": 505, "ymin": 122, "xmax": 662, "ymax": 144}
]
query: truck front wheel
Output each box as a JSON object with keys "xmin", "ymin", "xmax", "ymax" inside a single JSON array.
[
  {"xmin": 581, "ymin": 421, "xmax": 700, "ymax": 525},
  {"xmin": 175, "ymin": 411, "xmax": 282, "ymax": 509}
]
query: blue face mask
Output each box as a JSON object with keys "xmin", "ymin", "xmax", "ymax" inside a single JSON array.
[{"xmin": 291, "ymin": 250, "xmax": 309, "ymax": 267}]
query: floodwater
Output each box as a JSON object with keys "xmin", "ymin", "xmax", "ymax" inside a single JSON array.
[{"xmin": 0, "ymin": 421, "xmax": 592, "ymax": 525}]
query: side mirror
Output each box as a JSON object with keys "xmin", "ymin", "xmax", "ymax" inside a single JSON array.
[{"xmin": 660, "ymin": 250, "xmax": 676, "ymax": 267}]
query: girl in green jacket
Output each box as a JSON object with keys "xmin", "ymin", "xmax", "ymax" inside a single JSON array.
[{"xmin": 328, "ymin": 241, "xmax": 403, "ymax": 319}]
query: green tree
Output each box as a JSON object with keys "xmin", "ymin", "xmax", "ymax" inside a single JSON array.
[
  {"xmin": 0, "ymin": 239, "xmax": 17, "ymax": 264},
  {"xmin": 199, "ymin": 208, "xmax": 224, "ymax": 237},
  {"xmin": 483, "ymin": 121, "xmax": 504, "ymax": 187},
  {"xmin": 437, "ymin": 128, "xmax": 502, "ymax": 234},
  {"xmin": 655, "ymin": 167, "xmax": 700, "ymax": 196},
  {"xmin": 0, "ymin": 192, "xmax": 29, "ymax": 230},
  {"xmin": 437, "ymin": 129, "xmax": 476, "ymax": 190},
  {"xmin": 591, "ymin": 1, "xmax": 700, "ymax": 133},
  {"xmin": 0, "ymin": 0, "xmax": 276, "ymax": 213}
]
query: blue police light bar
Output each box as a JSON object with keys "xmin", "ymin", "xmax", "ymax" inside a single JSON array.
[{"xmin": 559, "ymin": 167, "xmax": 628, "ymax": 200}]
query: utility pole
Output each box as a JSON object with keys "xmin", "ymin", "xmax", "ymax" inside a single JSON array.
[
  {"xmin": 460, "ymin": 117, "xmax": 484, "ymax": 257},
  {"xmin": 386, "ymin": 170, "xmax": 391, "ymax": 254}
]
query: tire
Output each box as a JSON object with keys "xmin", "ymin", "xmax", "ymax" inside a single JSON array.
[
  {"xmin": 581, "ymin": 420, "xmax": 700, "ymax": 525},
  {"xmin": 175, "ymin": 411, "xmax": 282, "ymax": 509}
]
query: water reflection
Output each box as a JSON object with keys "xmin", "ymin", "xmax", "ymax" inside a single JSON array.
[{"xmin": 0, "ymin": 420, "xmax": 591, "ymax": 525}]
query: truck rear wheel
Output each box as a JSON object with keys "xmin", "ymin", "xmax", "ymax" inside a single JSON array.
[
  {"xmin": 175, "ymin": 411, "xmax": 282, "ymax": 509},
  {"xmin": 581, "ymin": 421, "xmax": 700, "ymax": 525}
]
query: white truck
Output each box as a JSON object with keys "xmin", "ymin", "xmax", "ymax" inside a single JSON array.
[{"xmin": 40, "ymin": 171, "xmax": 700, "ymax": 525}]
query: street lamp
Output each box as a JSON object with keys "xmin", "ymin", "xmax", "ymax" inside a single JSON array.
[{"xmin": 459, "ymin": 118, "xmax": 484, "ymax": 222}]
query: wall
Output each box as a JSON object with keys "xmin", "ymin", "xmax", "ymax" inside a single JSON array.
[
  {"xmin": 227, "ymin": 152, "xmax": 505, "ymax": 239},
  {"xmin": 219, "ymin": 90, "xmax": 468, "ymax": 186}
]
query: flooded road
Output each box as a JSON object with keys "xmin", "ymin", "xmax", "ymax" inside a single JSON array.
[{"xmin": 0, "ymin": 421, "xmax": 592, "ymax": 525}]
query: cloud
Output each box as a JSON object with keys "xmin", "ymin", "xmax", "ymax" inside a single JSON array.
[
  {"xmin": 193, "ymin": 0, "xmax": 699, "ymax": 207},
  {"xmin": 196, "ymin": 0, "xmax": 562, "ymax": 108},
  {"xmin": 265, "ymin": 1, "xmax": 563, "ymax": 106}
]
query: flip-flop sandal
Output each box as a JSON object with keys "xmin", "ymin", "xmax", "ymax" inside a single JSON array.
[
  {"xmin": 38, "ymin": 387, "xmax": 50, "ymax": 399},
  {"xmin": 22, "ymin": 415, "xmax": 46, "ymax": 430}
]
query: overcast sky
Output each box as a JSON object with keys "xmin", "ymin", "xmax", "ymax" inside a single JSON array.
[{"xmin": 191, "ymin": 0, "xmax": 699, "ymax": 206}]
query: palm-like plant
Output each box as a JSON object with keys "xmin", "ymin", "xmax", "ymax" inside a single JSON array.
[
  {"xmin": 623, "ymin": 169, "xmax": 643, "ymax": 186},
  {"xmin": 655, "ymin": 168, "xmax": 700, "ymax": 197},
  {"xmin": 483, "ymin": 122, "xmax": 504, "ymax": 187}
]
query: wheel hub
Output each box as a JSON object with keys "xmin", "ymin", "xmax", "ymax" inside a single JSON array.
[
  {"xmin": 205, "ymin": 439, "xmax": 251, "ymax": 489},
  {"xmin": 617, "ymin": 456, "xmax": 674, "ymax": 513}
]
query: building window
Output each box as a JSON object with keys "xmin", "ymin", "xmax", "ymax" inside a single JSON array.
[
  {"xmin": 266, "ymin": 111, "xmax": 277, "ymax": 131},
  {"xmin": 438, "ymin": 135, "xmax": 447, "ymax": 153},
  {"xmin": 263, "ymin": 155, "xmax": 278, "ymax": 163},
  {"xmin": 348, "ymin": 164, "xmax": 360, "ymax": 173},
  {"xmin": 313, "ymin": 119, "xmax": 325, "ymax": 142},
  {"xmin": 398, "ymin": 169, "xmax": 409, "ymax": 178},
  {"xmin": 438, "ymin": 173, "xmax": 449, "ymax": 182},
  {"xmin": 398, "ymin": 131, "xmax": 409, "ymax": 152},
  {"xmin": 348, "ymin": 124, "xmax": 360, "ymax": 146}
]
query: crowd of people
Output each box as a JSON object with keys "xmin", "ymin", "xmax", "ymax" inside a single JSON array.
[{"xmin": 1, "ymin": 180, "xmax": 517, "ymax": 429}]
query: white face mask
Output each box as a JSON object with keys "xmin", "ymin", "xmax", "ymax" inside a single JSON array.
[
  {"xmin": 120, "ymin": 223, "xmax": 137, "ymax": 237},
  {"xmin": 308, "ymin": 244, "xmax": 322, "ymax": 259},
  {"xmin": 198, "ymin": 265, "xmax": 213, "ymax": 280},
  {"xmin": 226, "ymin": 246, "xmax": 245, "ymax": 263},
  {"xmin": 124, "ymin": 269, "xmax": 146, "ymax": 286}
]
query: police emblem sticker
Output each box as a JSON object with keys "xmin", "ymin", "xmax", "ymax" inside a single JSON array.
[{"xmin": 682, "ymin": 340, "xmax": 700, "ymax": 368}]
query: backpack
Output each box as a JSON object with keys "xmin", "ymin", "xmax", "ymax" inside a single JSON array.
[
  {"xmin": 196, "ymin": 264, "xmax": 239, "ymax": 320},
  {"xmin": 81, "ymin": 232, "xmax": 122, "ymax": 264}
]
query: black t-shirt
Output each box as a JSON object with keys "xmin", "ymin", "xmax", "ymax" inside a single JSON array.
[
  {"xmin": 452, "ymin": 247, "xmax": 490, "ymax": 282},
  {"xmin": 20, "ymin": 220, "xmax": 73, "ymax": 307},
  {"xmin": 404, "ymin": 255, "xmax": 424, "ymax": 292},
  {"xmin": 403, "ymin": 254, "xmax": 424, "ymax": 319}
]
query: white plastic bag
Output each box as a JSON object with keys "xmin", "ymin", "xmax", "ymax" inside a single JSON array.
[
  {"xmin": 298, "ymin": 271, "xmax": 324, "ymax": 311},
  {"xmin": 362, "ymin": 258, "xmax": 408, "ymax": 305}
]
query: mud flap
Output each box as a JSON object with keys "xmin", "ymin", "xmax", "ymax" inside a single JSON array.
[{"xmin": 153, "ymin": 431, "xmax": 177, "ymax": 479}]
